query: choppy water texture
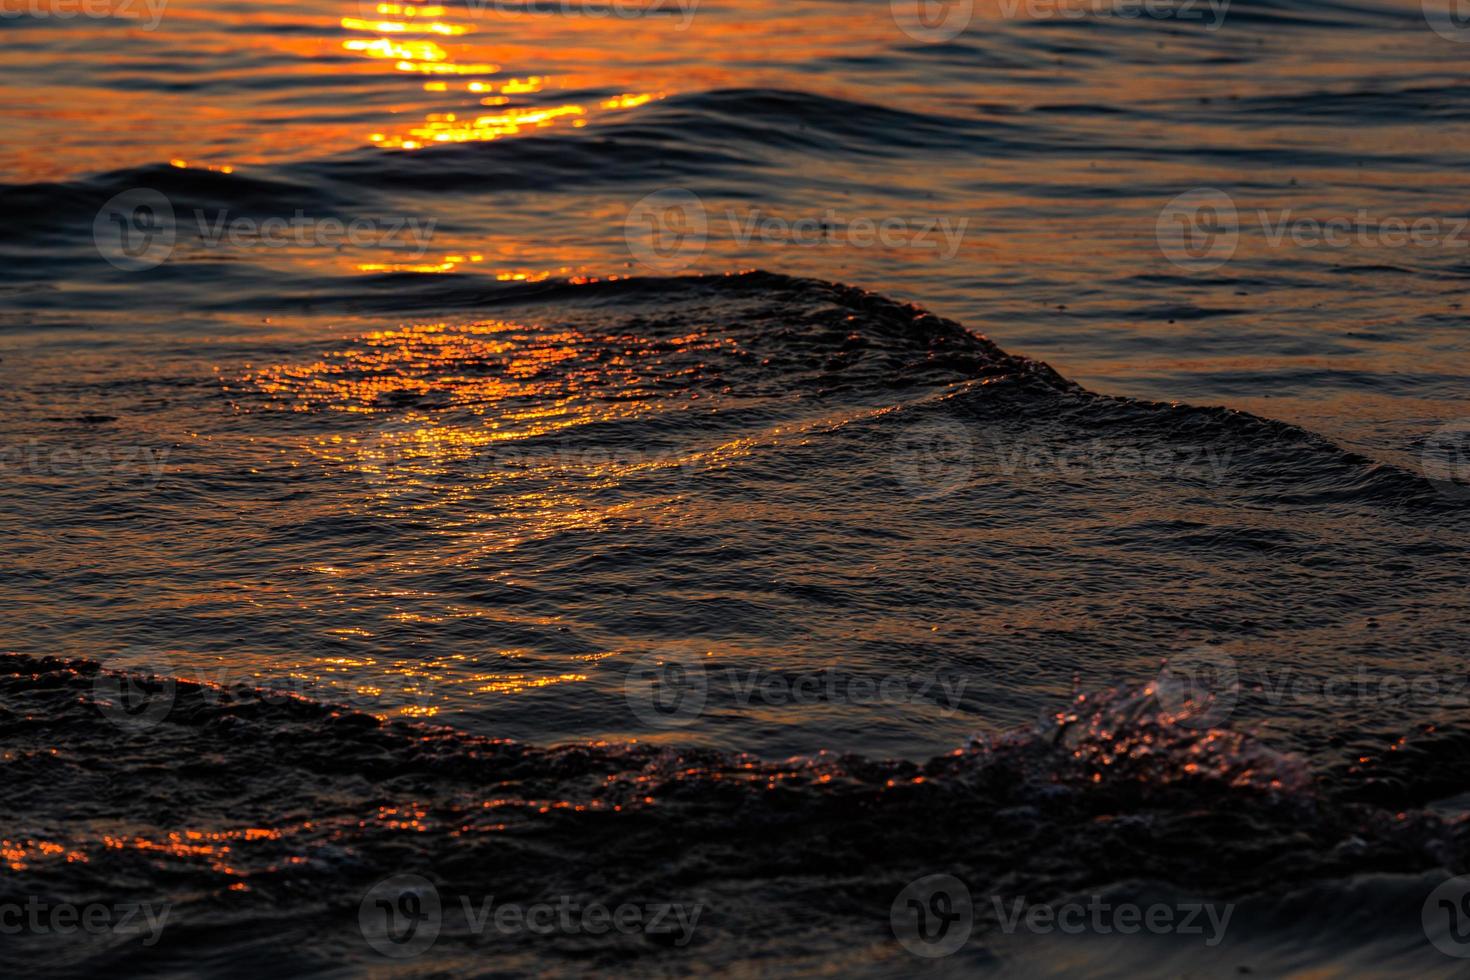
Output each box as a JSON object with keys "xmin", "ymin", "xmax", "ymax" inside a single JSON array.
[{"xmin": 3, "ymin": 0, "xmax": 1470, "ymax": 976}]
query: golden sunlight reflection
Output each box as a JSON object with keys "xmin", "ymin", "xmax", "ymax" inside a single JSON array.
[
  {"xmin": 370, "ymin": 105, "xmax": 588, "ymax": 148},
  {"xmin": 243, "ymin": 317, "xmax": 728, "ymax": 414},
  {"xmin": 306, "ymin": 651, "xmax": 577, "ymax": 718},
  {"xmin": 237, "ymin": 313, "xmax": 907, "ymax": 569},
  {"xmin": 341, "ymin": 2, "xmax": 656, "ymax": 148},
  {"xmin": 473, "ymin": 673, "xmax": 589, "ymax": 695},
  {"xmin": 239, "ymin": 316, "xmax": 759, "ymax": 553},
  {"xmin": 340, "ymin": 16, "xmax": 468, "ymax": 35},
  {"xmin": 5, "ymin": 0, "xmax": 966, "ymax": 179},
  {"xmin": 343, "ymin": 37, "xmax": 450, "ymax": 61},
  {"xmin": 500, "ymin": 76, "xmax": 546, "ymax": 94},
  {"xmin": 2, "ymin": 838, "xmax": 88, "ymax": 872}
]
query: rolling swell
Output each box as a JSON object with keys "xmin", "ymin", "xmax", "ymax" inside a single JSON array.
[
  {"xmin": 237, "ymin": 269, "xmax": 1460, "ymax": 510},
  {"xmin": 10, "ymin": 0, "xmax": 1470, "ymax": 973},
  {"xmin": 0, "ymin": 89, "xmax": 1008, "ymax": 215},
  {"xmin": 2, "ymin": 272, "xmax": 1469, "ymax": 973},
  {"xmin": 3, "ymin": 652, "xmax": 1468, "ymax": 975}
]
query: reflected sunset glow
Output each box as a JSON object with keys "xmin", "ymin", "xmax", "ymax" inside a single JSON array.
[
  {"xmin": 9, "ymin": 0, "xmax": 1470, "ymax": 973},
  {"xmin": 339, "ymin": 3, "xmax": 653, "ymax": 146}
]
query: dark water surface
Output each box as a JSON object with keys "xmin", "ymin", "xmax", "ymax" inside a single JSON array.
[{"xmin": 4, "ymin": 0, "xmax": 1470, "ymax": 975}]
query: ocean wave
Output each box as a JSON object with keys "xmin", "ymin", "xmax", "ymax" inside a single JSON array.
[
  {"xmin": 217, "ymin": 271, "xmax": 1455, "ymax": 506},
  {"xmin": 3, "ymin": 652, "xmax": 1467, "ymax": 975},
  {"xmin": 3, "ymin": 267, "xmax": 1469, "ymax": 972}
]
